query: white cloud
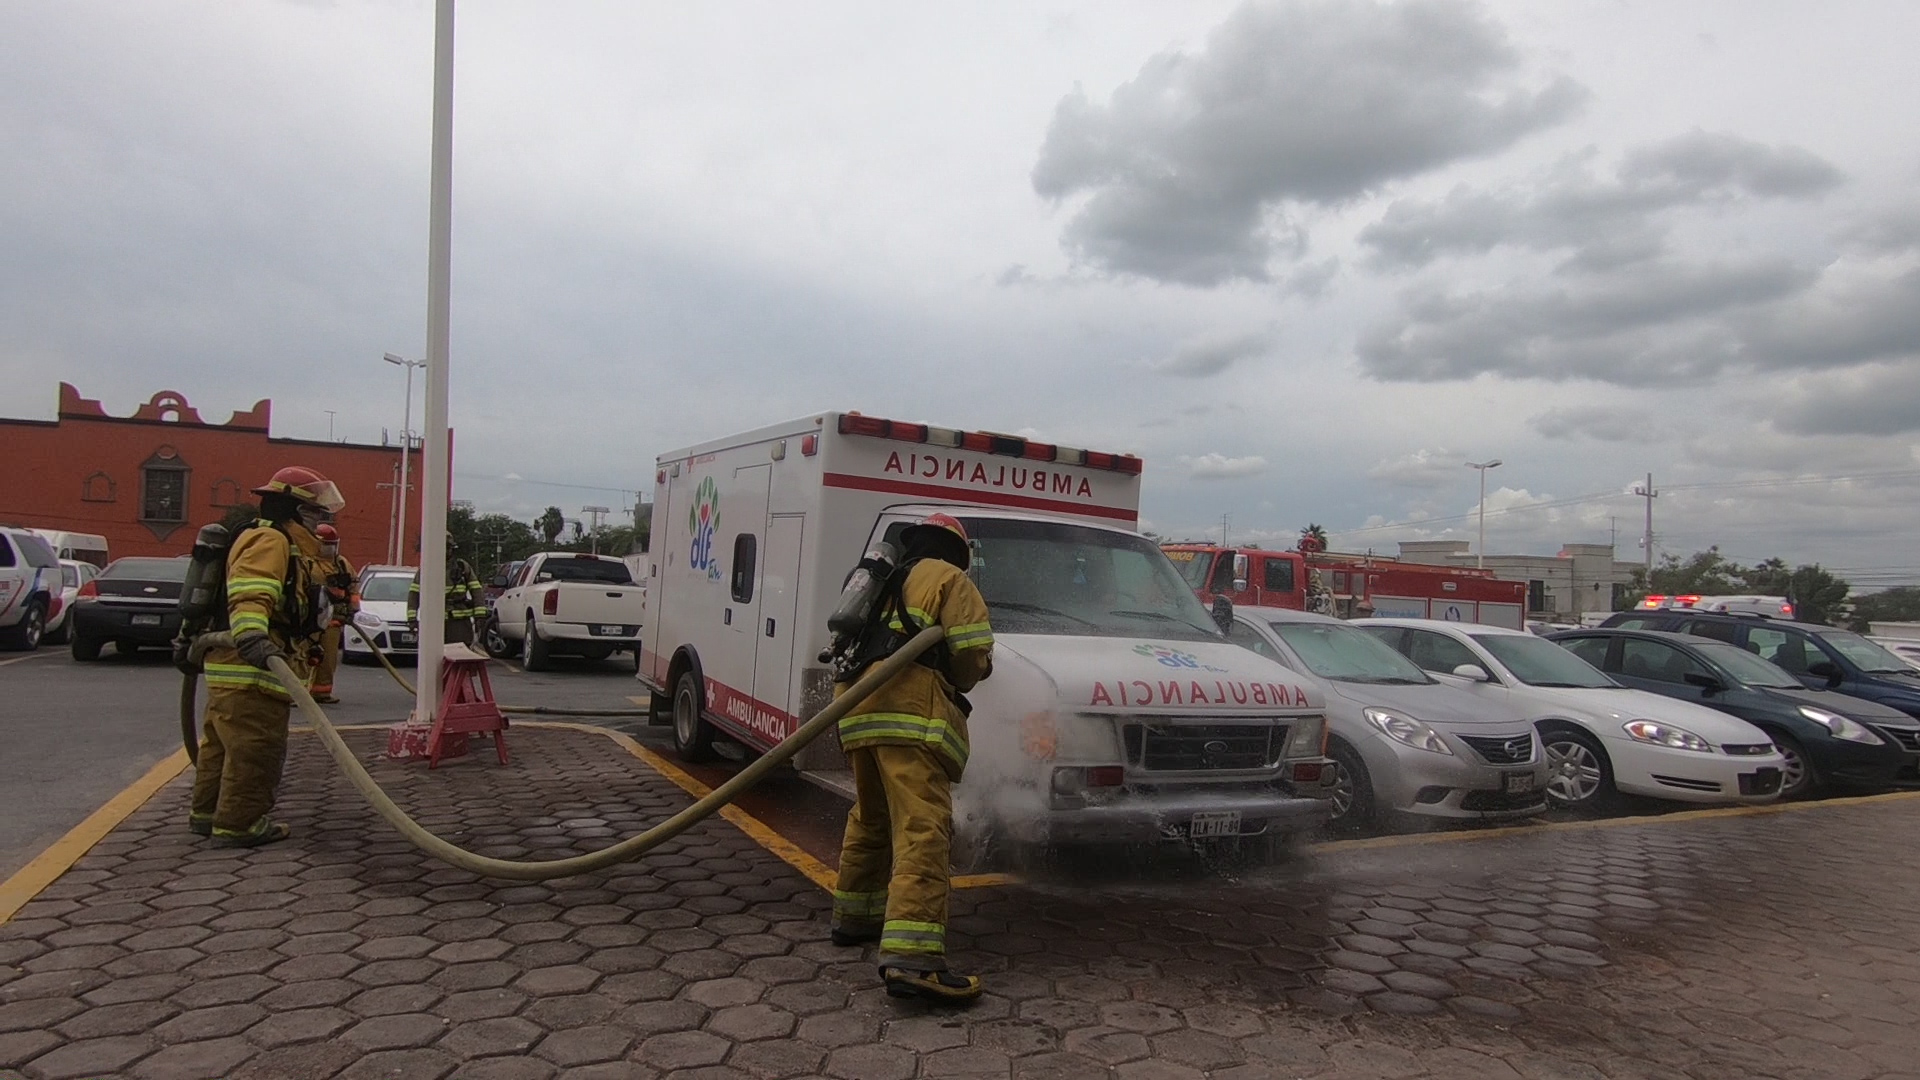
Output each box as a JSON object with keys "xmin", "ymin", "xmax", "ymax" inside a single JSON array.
[
  {"xmin": 1366, "ymin": 447, "xmax": 1464, "ymax": 488},
  {"xmin": 1178, "ymin": 453, "xmax": 1270, "ymax": 480}
]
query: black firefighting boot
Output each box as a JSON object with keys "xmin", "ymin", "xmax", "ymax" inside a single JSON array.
[{"xmin": 881, "ymin": 966, "xmax": 983, "ymax": 1004}]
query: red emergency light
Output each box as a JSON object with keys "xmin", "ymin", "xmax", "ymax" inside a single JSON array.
[{"xmin": 837, "ymin": 413, "xmax": 1142, "ymax": 473}]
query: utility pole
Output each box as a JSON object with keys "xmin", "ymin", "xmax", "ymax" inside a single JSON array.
[
  {"xmin": 325, "ymin": 410, "xmax": 337, "ymax": 441},
  {"xmin": 581, "ymin": 505, "xmax": 611, "ymax": 554},
  {"xmin": 1220, "ymin": 513, "xmax": 1231, "ymax": 548},
  {"xmin": 1634, "ymin": 473, "xmax": 1657, "ymax": 575},
  {"xmin": 413, "ymin": 0, "xmax": 456, "ymax": 728}
]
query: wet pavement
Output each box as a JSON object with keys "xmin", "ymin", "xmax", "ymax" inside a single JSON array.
[{"xmin": 5, "ymin": 724, "xmax": 1920, "ymax": 1079}]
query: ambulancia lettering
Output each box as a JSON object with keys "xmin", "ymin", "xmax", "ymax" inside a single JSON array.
[
  {"xmin": 1087, "ymin": 680, "xmax": 1311, "ymax": 708},
  {"xmin": 883, "ymin": 451, "xmax": 1095, "ymax": 500}
]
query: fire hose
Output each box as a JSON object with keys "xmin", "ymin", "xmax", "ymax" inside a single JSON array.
[
  {"xmin": 178, "ymin": 625, "xmax": 944, "ymax": 880},
  {"xmin": 341, "ymin": 622, "xmax": 653, "ymax": 717}
]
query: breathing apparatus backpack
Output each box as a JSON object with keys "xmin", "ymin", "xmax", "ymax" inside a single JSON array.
[
  {"xmin": 820, "ymin": 542, "xmax": 957, "ymax": 700},
  {"xmin": 175, "ymin": 520, "xmax": 326, "ymax": 645}
]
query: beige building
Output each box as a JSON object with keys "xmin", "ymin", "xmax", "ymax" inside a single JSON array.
[{"xmin": 1396, "ymin": 541, "xmax": 1641, "ymax": 623}]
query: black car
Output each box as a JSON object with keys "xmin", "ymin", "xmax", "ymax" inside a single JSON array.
[
  {"xmin": 1601, "ymin": 610, "xmax": 1920, "ymax": 722},
  {"xmin": 70, "ymin": 556, "xmax": 190, "ymax": 661},
  {"xmin": 1551, "ymin": 628, "xmax": 1920, "ymax": 797}
]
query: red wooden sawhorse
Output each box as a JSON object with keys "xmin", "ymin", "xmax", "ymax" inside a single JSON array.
[{"xmin": 386, "ymin": 643, "xmax": 509, "ymax": 768}]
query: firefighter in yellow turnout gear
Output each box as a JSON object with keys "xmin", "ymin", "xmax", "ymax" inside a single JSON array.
[
  {"xmin": 188, "ymin": 466, "xmax": 343, "ymax": 847},
  {"xmin": 832, "ymin": 514, "xmax": 994, "ymax": 1003},
  {"xmin": 307, "ymin": 523, "xmax": 357, "ymax": 704},
  {"xmin": 409, "ymin": 537, "xmax": 485, "ymax": 646}
]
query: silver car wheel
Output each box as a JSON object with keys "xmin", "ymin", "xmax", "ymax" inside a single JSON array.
[
  {"xmin": 1545, "ymin": 737, "xmax": 1604, "ymax": 805},
  {"xmin": 1777, "ymin": 743, "xmax": 1809, "ymax": 796},
  {"xmin": 1326, "ymin": 760, "xmax": 1355, "ymax": 820}
]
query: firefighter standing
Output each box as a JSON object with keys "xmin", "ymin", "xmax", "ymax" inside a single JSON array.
[
  {"xmin": 831, "ymin": 514, "xmax": 994, "ymax": 1003},
  {"xmin": 308, "ymin": 524, "xmax": 357, "ymax": 704},
  {"xmin": 408, "ymin": 535, "xmax": 485, "ymax": 646},
  {"xmin": 189, "ymin": 466, "xmax": 342, "ymax": 847}
]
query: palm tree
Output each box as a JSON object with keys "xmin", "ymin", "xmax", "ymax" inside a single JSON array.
[
  {"xmin": 1298, "ymin": 523, "xmax": 1328, "ymax": 554},
  {"xmin": 537, "ymin": 506, "xmax": 566, "ymax": 546}
]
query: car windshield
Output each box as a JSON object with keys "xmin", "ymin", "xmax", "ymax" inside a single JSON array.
[
  {"xmin": 1164, "ymin": 549, "xmax": 1212, "ymax": 591},
  {"xmin": 539, "ymin": 558, "xmax": 634, "ymax": 585},
  {"xmin": 1272, "ymin": 622, "xmax": 1431, "ymax": 684},
  {"xmin": 1472, "ymin": 633, "xmax": 1615, "ymax": 688},
  {"xmin": 103, "ymin": 558, "xmax": 189, "ymax": 581},
  {"xmin": 962, "ymin": 517, "xmax": 1220, "ymax": 641},
  {"xmin": 1818, "ymin": 630, "xmax": 1918, "ymax": 675},
  {"xmin": 1693, "ymin": 640, "xmax": 1802, "ymax": 688},
  {"xmin": 361, "ymin": 575, "xmax": 413, "ymax": 603}
]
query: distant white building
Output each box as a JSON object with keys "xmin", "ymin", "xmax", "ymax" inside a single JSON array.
[{"xmin": 1396, "ymin": 541, "xmax": 1641, "ymax": 623}]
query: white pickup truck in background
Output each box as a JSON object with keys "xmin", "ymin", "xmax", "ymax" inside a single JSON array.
[{"xmin": 490, "ymin": 551, "xmax": 646, "ymax": 670}]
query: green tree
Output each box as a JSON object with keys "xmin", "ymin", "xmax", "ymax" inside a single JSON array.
[
  {"xmin": 1297, "ymin": 523, "xmax": 1328, "ymax": 554},
  {"xmin": 470, "ymin": 514, "xmax": 542, "ymax": 568},
  {"xmin": 1626, "ymin": 547, "xmax": 1742, "ymax": 604},
  {"xmin": 1850, "ymin": 587, "xmax": 1920, "ymax": 632},
  {"xmin": 1737, "ymin": 559, "xmax": 1851, "ymax": 626},
  {"xmin": 536, "ymin": 506, "xmax": 566, "ymax": 545}
]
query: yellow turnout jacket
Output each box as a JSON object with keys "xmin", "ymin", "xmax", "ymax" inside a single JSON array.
[
  {"xmin": 835, "ymin": 558, "xmax": 994, "ymax": 781},
  {"xmin": 202, "ymin": 522, "xmax": 321, "ymax": 700}
]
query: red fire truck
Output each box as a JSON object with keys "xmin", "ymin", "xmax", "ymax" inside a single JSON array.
[{"xmin": 1162, "ymin": 544, "xmax": 1527, "ymax": 629}]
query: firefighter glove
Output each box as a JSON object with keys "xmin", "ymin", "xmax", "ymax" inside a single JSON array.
[
  {"xmin": 172, "ymin": 638, "xmax": 201, "ymax": 676},
  {"xmin": 234, "ymin": 631, "xmax": 285, "ymax": 671}
]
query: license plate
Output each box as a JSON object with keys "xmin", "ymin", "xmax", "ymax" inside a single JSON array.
[
  {"xmin": 130, "ymin": 614, "xmax": 163, "ymax": 627},
  {"xmin": 596, "ymin": 624, "xmax": 629, "ymax": 636},
  {"xmin": 1189, "ymin": 811, "xmax": 1241, "ymax": 838},
  {"xmin": 1503, "ymin": 772, "xmax": 1536, "ymax": 794},
  {"xmin": 396, "ymin": 633, "xmax": 417, "ymax": 646}
]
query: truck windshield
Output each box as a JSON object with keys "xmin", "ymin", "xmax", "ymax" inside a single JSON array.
[
  {"xmin": 540, "ymin": 558, "xmax": 634, "ymax": 585},
  {"xmin": 960, "ymin": 518, "xmax": 1220, "ymax": 641},
  {"xmin": 1164, "ymin": 549, "xmax": 1212, "ymax": 591}
]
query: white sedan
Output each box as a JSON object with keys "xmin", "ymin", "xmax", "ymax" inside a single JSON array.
[
  {"xmin": 1358, "ymin": 619, "xmax": 1786, "ymax": 811},
  {"xmin": 342, "ymin": 567, "xmax": 422, "ymax": 661}
]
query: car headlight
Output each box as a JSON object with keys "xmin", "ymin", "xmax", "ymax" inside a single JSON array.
[
  {"xmin": 1799, "ymin": 706, "xmax": 1885, "ymax": 744},
  {"xmin": 353, "ymin": 610, "xmax": 385, "ymax": 630},
  {"xmin": 1363, "ymin": 708, "xmax": 1453, "ymax": 755},
  {"xmin": 1622, "ymin": 720, "xmax": 1713, "ymax": 753}
]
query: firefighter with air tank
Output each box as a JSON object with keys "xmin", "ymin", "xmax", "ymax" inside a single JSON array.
[
  {"xmin": 827, "ymin": 513, "xmax": 995, "ymax": 1004},
  {"xmin": 308, "ymin": 523, "xmax": 357, "ymax": 704},
  {"xmin": 184, "ymin": 466, "xmax": 342, "ymax": 847}
]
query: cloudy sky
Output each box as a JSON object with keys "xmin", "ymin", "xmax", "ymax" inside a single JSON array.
[{"xmin": 5, "ymin": 1, "xmax": 1918, "ymax": 584}]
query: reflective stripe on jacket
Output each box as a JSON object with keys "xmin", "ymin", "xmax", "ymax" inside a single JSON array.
[
  {"xmin": 407, "ymin": 558, "xmax": 486, "ymax": 622},
  {"xmin": 206, "ymin": 523, "xmax": 318, "ymax": 699},
  {"xmin": 836, "ymin": 558, "xmax": 994, "ymax": 781}
]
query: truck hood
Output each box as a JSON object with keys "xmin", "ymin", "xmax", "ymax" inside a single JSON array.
[{"xmin": 995, "ymin": 633, "xmax": 1322, "ymax": 713}]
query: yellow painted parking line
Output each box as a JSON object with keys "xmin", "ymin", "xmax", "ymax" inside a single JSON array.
[
  {"xmin": 1307, "ymin": 788, "xmax": 1920, "ymax": 856},
  {"xmin": 0, "ymin": 651, "xmax": 54, "ymax": 668},
  {"xmin": 627, "ymin": 696, "xmax": 651, "ymax": 708},
  {"xmin": 0, "ymin": 749, "xmax": 191, "ymax": 926}
]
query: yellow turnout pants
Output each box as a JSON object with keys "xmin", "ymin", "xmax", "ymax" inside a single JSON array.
[
  {"xmin": 311, "ymin": 625, "xmax": 341, "ymax": 695},
  {"xmin": 189, "ymin": 684, "xmax": 292, "ymax": 841},
  {"xmin": 833, "ymin": 744, "xmax": 954, "ymax": 972}
]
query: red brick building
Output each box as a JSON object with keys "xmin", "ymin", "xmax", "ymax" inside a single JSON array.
[{"xmin": 0, "ymin": 384, "xmax": 408, "ymax": 569}]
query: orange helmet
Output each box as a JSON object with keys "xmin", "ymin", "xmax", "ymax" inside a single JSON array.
[
  {"xmin": 253, "ymin": 466, "xmax": 345, "ymax": 513},
  {"xmin": 901, "ymin": 513, "xmax": 971, "ymax": 570},
  {"xmin": 315, "ymin": 524, "xmax": 339, "ymax": 543}
]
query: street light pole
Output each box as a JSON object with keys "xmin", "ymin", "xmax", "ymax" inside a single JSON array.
[
  {"xmin": 383, "ymin": 352, "xmax": 426, "ymax": 565},
  {"xmin": 1465, "ymin": 459, "xmax": 1503, "ymax": 570}
]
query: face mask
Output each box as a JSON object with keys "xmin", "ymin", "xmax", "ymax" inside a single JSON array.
[{"xmin": 297, "ymin": 506, "xmax": 327, "ymax": 531}]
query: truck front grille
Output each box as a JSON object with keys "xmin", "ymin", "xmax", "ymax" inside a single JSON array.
[{"xmin": 1122, "ymin": 722, "xmax": 1284, "ymax": 773}]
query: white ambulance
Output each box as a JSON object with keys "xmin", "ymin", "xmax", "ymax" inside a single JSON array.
[{"xmin": 639, "ymin": 412, "xmax": 1334, "ymax": 853}]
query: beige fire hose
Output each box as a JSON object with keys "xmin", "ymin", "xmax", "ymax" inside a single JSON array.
[
  {"xmin": 183, "ymin": 626, "xmax": 943, "ymax": 880},
  {"xmin": 343, "ymin": 622, "xmax": 650, "ymax": 717}
]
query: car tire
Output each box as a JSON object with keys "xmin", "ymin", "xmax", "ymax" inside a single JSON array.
[
  {"xmin": 0, "ymin": 602, "xmax": 45, "ymax": 651},
  {"xmin": 114, "ymin": 640, "xmax": 140, "ymax": 656},
  {"xmin": 521, "ymin": 617, "xmax": 552, "ymax": 672},
  {"xmin": 1772, "ymin": 733, "xmax": 1822, "ymax": 800},
  {"xmin": 1326, "ymin": 738, "xmax": 1376, "ymax": 833},
  {"xmin": 70, "ymin": 633, "xmax": 103, "ymax": 662},
  {"xmin": 483, "ymin": 617, "xmax": 515, "ymax": 660},
  {"xmin": 1541, "ymin": 724, "xmax": 1619, "ymax": 813},
  {"xmin": 671, "ymin": 669, "xmax": 719, "ymax": 763}
]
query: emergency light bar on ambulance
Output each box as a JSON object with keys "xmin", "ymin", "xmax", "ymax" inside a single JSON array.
[{"xmin": 832, "ymin": 414, "xmax": 1143, "ymax": 474}]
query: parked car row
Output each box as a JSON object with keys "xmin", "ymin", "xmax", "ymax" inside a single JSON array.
[{"xmin": 1220, "ymin": 608, "xmax": 1920, "ymax": 834}]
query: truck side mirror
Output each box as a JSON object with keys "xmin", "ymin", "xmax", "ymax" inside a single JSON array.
[
  {"xmin": 1807, "ymin": 660, "xmax": 1843, "ymax": 688},
  {"xmin": 1211, "ymin": 595, "xmax": 1234, "ymax": 635}
]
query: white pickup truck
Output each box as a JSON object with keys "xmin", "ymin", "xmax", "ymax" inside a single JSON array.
[{"xmin": 490, "ymin": 552, "xmax": 646, "ymax": 670}]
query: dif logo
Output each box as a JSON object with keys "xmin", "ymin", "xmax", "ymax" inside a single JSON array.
[
  {"xmin": 687, "ymin": 477, "xmax": 722, "ymax": 581},
  {"xmin": 1134, "ymin": 644, "xmax": 1201, "ymax": 669}
]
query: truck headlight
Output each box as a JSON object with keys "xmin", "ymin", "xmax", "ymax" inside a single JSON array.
[
  {"xmin": 1364, "ymin": 708, "xmax": 1453, "ymax": 755},
  {"xmin": 1285, "ymin": 715, "xmax": 1327, "ymax": 758},
  {"xmin": 353, "ymin": 611, "xmax": 385, "ymax": 630},
  {"xmin": 1622, "ymin": 720, "xmax": 1713, "ymax": 753},
  {"xmin": 1799, "ymin": 706, "xmax": 1885, "ymax": 744}
]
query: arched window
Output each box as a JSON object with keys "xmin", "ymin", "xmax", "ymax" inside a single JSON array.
[{"xmin": 81, "ymin": 471, "xmax": 116, "ymax": 503}]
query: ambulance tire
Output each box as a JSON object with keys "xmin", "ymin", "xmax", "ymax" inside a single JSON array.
[{"xmin": 672, "ymin": 670, "xmax": 719, "ymax": 763}]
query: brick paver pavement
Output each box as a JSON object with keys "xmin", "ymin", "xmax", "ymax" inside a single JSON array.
[{"xmin": 5, "ymin": 726, "xmax": 1920, "ymax": 1079}]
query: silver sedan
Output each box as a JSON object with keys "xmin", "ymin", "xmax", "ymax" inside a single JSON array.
[{"xmin": 1227, "ymin": 608, "xmax": 1549, "ymax": 831}]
